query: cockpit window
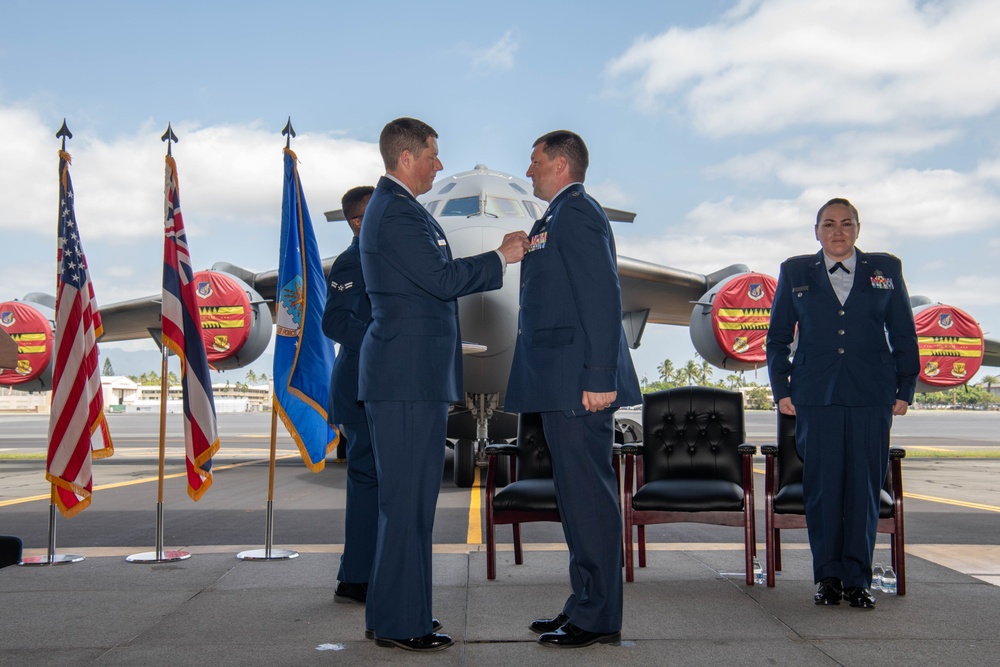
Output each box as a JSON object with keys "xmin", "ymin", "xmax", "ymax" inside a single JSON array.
[
  {"xmin": 437, "ymin": 182, "xmax": 457, "ymax": 195},
  {"xmin": 523, "ymin": 201, "xmax": 544, "ymax": 219},
  {"xmin": 434, "ymin": 195, "xmax": 540, "ymax": 218},
  {"xmin": 485, "ymin": 197, "xmax": 527, "ymax": 218},
  {"xmin": 440, "ymin": 196, "xmax": 480, "ymax": 217}
]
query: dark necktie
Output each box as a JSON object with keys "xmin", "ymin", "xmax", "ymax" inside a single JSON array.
[{"xmin": 829, "ymin": 262, "xmax": 850, "ymax": 274}]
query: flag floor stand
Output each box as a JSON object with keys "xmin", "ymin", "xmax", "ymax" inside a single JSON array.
[
  {"xmin": 237, "ymin": 410, "xmax": 298, "ymax": 561},
  {"xmin": 237, "ymin": 500, "xmax": 299, "ymax": 561},
  {"xmin": 126, "ymin": 502, "xmax": 191, "ymax": 563},
  {"xmin": 19, "ymin": 498, "xmax": 84, "ymax": 566}
]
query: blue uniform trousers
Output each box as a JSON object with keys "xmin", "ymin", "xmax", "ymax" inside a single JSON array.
[
  {"xmin": 337, "ymin": 417, "xmax": 378, "ymax": 585},
  {"xmin": 796, "ymin": 404, "xmax": 892, "ymax": 588},
  {"xmin": 541, "ymin": 409, "xmax": 623, "ymax": 634},
  {"xmin": 364, "ymin": 400, "xmax": 447, "ymax": 639}
]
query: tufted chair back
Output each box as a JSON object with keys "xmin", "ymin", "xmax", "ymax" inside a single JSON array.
[
  {"xmin": 641, "ymin": 386, "xmax": 746, "ymax": 486},
  {"xmin": 513, "ymin": 412, "xmax": 554, "ymax": 481},
  {"xmin": 773, "ymin": 411, "xmax": 804, "ymax": 505}
]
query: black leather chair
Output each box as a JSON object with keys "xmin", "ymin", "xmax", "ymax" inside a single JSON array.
[
  {"xmin": 621, "ymin": 387, "xmax": 757, "ymax": 584},
  {"xmin": 483, "ymin": 413, "xmax": 559, "ymax": 580},
  {"xmin": 761, "ymin": 412, "xmax": 906, "ymax": 594}
]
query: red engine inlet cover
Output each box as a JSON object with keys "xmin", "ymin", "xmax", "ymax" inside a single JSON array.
[
  {"xmin": 193, "ymin": 271, "xmax": 252, "ymax": 364},
  {"xmin": 0, "ymin": 301, "xmax": 53, "ymax": 385},
  {"xmin": 709, "ymin": 273, "xmax": 777, "ymax": 365},
  {"xmin": 914, "ymin": 305, "xmax": 984, "ymax": 388}
]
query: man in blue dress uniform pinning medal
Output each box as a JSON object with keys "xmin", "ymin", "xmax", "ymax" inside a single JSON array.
[
  {"xmin": 358, "ymin": 117, "xmax": 528, "ymax": 651},
  {"xmin": 506, "ymin": 130, "xmax": 641, "ymax": 647},
  {"xmin": 322, "ymin": 185, "xmax": 376, "ymax": 605},
  {"xmin": 766, "ymin": 198, "xmax": 919, "ymax": 609}
]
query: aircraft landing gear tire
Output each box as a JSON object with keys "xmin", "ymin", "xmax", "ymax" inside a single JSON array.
[{"xmin": 454, "ymin": 438, "xmax": 476, "ymax": 488}]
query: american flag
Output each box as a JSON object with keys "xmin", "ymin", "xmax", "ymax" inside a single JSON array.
[
  {"xmin": 162, "ymin": 154, "xmax": 219, "ymax": 501},
  {"xmin": 46, "ymin": 150, "xmax": 114, "ymax": 518}
]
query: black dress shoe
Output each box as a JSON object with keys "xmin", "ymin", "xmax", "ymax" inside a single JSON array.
[
  {"xmin": 844, "ymin": 587, "xmax": 877, "ymax": 609},
  {"xmin": 334, "ymin": 581, "xmax": 368, "ymax": 604},
  {"xmin": 537, "ymin": 623, "xmax": 621, "ymax": 648},
  {"xmin": 374, "ymin": 632, "xmax": 453, "ymax": 652},
  {"xmin": 814, "ymin": 577, "xmax": 843, "ymax": 606},
  {"xmin": 529, "ymin": 613, "xmax": 569, "ymax": 634},
  {"xmin": 366, "ymin": 619, "xmax": 442, "ymax": 640}
]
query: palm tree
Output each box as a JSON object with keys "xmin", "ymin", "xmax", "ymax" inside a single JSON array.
[
  {"xmin": 678, "ymin": 359, "xmax": 701, "ymax": 386},
  {"xmin": 700, "ymin": 360, "xmax": 714, "ymax": 386},
  {"xmin": 979, "ymin": 374, "xmax": 1000, "ymax": 393},
  {"xmin": 657, "ymin": 358, "xmax": 675, "ymax": 384}
]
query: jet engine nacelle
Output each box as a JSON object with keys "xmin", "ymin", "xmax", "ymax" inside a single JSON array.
[
  {"xmin": 0, "ymin": 296, "xmax": 56, "ymax": 392},
  {"xmin": 689, "ymin": 272, "xmax": 777, "ymax": 372},
  {"xmin": 912, "ymin": 302, "xmax": 985, "ymax": 394},
  {"xmin": 191, "ymin": 270, "xmax": 273, "ymax": 371}
]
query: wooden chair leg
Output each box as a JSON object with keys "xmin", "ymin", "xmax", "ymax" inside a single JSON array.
[
  {"xmin": 625, "ymin": 505, "xmax": 635, "ymax": 582},
  {"xmin": 513, "ymin": 524, "xmax": 524, "ymax": 565},
  {"xmin": 486, "ymin": 507, "xmax": 496, "ymax": 581},
  {"xmin": 638, "ymin": 525, "xmax": 647, "ymax": 569}
]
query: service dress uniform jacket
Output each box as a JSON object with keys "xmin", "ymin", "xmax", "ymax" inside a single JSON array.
[
  {"xmin": 358, "ymin": 175, "xmax": 503, "ymax": 640},
  {"xmin": 506, "ymin": 183, "xmax": 641, "ymax": 413},
  {"xmin": 323, "ymin": 236, "xmax": 370, "ymax": 426},
  {"xmin": 321, "ymin": 236, "xmax": 377, "ymax": 586},
  {"xmin": 506, "ymin": 183, "xmax": 640, "ymax": 634},
  {"xmin": 767, "ymin": 248, "xmax": 919, "ymax": 589}
]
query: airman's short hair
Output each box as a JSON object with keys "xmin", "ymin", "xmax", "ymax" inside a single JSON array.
[
  {"xmin": 379, "ymin": 118, "xmax": 438, "ymax": 171},
  {"xmin": 341, "ymin": 185, "xmax": 374, "ymax": 221},
  {"xmin": 533, "ymin": 130, "xmax": 589, "ymax": 182}
]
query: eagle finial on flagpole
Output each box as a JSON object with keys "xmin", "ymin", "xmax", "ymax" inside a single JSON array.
[{"xmin": 161, "ymin": 123, "xmax": 179, "ymax": 156}]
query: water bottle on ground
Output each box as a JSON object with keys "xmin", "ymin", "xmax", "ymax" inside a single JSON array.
[
  {"xmin": 872, "ymin": 562, "xmax": 885, "ymax": 592},
  {"xmin": 882, "ymin": 566, "xmax": 897, "ymax": 595},
  {"xmin": 753, "ymin": 556, "xmax": 765, "ymax": 585}
]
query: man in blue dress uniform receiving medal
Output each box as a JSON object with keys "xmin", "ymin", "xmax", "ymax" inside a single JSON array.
[
  {"xmin": 507, "ymin": 130, "xmax": 641, "ymax": 647},
  {"xmin": 767, "ymin": 198, "xmax": 919, "ymax": 609}
]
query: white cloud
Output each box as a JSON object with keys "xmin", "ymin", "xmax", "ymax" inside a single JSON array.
[
  {"xmin": 607, "ymin": 0, "xmax": 1000, "ymax": 137},
  {"xmin": 472, "ymin": 30, "xmax": 520, "ymax": 71},
  {"xmin": 0, "ymin": 105, "xmax": 383, "ymax": 304}
]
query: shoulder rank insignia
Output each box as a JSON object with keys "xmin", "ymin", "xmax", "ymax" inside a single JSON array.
[{"xmin": 330, "ymin": 280, "xmax": 354, "ymax": 292}]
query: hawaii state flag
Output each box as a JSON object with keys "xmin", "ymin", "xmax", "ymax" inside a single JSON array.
[
  {"xmin": 46, "ymin": 149, "xmax": 114, "ymax": 517},
  {"xmin": 273, "ymin": 147, "xmax": 338, "ymax": 471},
  {"xmin": 162, "ymin": 154, "xmax": 219, "ymax": 500}
]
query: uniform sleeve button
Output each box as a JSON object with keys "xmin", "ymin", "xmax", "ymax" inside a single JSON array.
[
  {"xmin": 838, "ymin": 329, "xmax": 845, "ymax": 335},
  {"xmin": 837, "ymin": 348, "xmax": 845, "ymax": 354}
]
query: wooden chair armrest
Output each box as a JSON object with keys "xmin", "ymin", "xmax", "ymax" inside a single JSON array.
[{"xmin": 484, "ymin": 443, "xmax": 518, "ymax": 458}]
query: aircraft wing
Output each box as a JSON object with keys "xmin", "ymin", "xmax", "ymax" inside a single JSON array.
[
  {"xmin": 985, "ymin": 337, "xmax": 1000, "ymax": 368},
  {"xmin": 617, "ymin": 256, "xmax": 750, "ymax": 331},
  {"xmin": 97, "ymin": 257, "xmax": 339, "ymax": 343}
]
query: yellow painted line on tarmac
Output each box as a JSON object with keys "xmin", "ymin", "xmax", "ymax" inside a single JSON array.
[
  {"xmin": 0, "ymin": 454, "xmax": 300, "ymax": 508},
  {"xmin": 904, "ymin": 492, "xmax": 1000, "ymax": 513},
  {"xmin": 467, "ymin": 466, "xmax": 483, "ymax": 545}
]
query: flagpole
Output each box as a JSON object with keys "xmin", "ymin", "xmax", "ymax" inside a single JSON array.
[
  {"xmin": 21, "ymin": 120, "xmax": 88, "ymax": 567},
  {"xmin": 237, "ymin": 118, "xmax": 304, "ymax": 562},
  {"xmin": 19, "ymin": 485, "xmax": 84, "ymax": 566},
  {"xmin": 238, "ymin": 395, "xmax": 298, "ymax": 561},
  {"xmin": 128, "ymin": 124, "xmax": 191, "ymax": 564}
]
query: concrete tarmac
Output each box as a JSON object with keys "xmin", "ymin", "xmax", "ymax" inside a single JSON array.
[{"xmin": 2, "ymin": 410, "xmax": 1000, "ymax": 665}]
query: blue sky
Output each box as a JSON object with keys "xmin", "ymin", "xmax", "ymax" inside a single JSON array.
[{"xmin": 2, "ymin": 0, "xmax": 999, "ymax": 384}]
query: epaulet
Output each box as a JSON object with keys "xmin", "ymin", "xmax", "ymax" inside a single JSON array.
[
  {"xmin": 785, "ymin": 254, "xmax": 814, "ymax": 262},
  {"xmin": 866, "ymin": 252, "xmax": 900, "ymax": 261}
]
